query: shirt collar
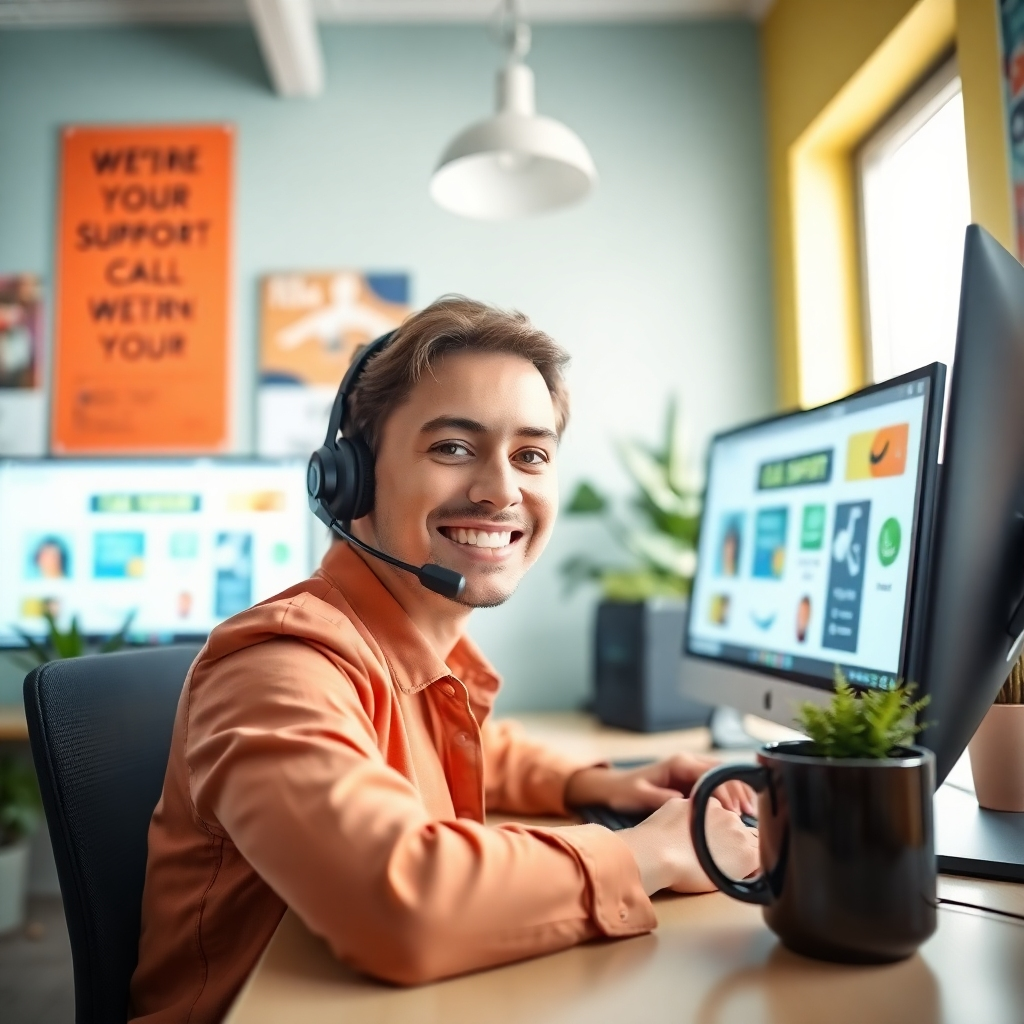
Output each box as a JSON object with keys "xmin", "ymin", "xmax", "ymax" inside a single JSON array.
[{"xmin": 316, "ymin": 542, "xmax": 501, "ymax": 709}]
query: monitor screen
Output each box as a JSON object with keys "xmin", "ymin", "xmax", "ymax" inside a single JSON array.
[
  {"xmin": 686, "ymin": 372, "xmax": 936, "ymax": 693},
  {"xmin": 0, "ymin": 458, "xmax": 312, "ymax": 645}
]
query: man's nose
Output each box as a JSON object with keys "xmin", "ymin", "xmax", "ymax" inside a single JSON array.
[{"xmin": 467, "ymin": 456, "xmax": 521, "ymax": 508}]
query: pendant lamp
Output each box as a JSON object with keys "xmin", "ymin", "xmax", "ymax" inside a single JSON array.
[{"xmin": 430, "ymin": 3, "xmax": 597, "ymax": 221}]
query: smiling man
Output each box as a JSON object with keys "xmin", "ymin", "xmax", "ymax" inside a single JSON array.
[{"xmin": 130, "ymin": 297, "xmax": 758, "ymax": 1023}]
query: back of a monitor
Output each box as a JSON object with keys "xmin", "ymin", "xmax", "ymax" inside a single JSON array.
[{"xmin": 919, "ymin": 225, "xmax": 1024, "ymax": 783}]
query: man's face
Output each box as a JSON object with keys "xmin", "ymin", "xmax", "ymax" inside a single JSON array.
[{"xmin": 362, "ymin": 351, "xmax": 560, "ymax": 608}]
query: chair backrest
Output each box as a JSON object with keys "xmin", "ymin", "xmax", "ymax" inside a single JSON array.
[{"xmin": 23, "ymin": 645, "xmax": 201, "ymax": 1024}]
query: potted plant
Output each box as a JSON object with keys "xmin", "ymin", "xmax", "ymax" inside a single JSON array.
[
  {"xmin": 968, "ymin": 654, "xmax": 1024, "ymax": 811},
  {"xmin": 561, "ymin": 399, "xmax": 709, "ymax": 731},
  {"xmin": 13, "ymin": 609, "xmax": 135, "ymax": 667},
  {"xmin": 690, "ymin": 672, "xmax": 937, "ymax": 963},
  {"xmin": 0, "ymin": 756, "xmax": 41, "ymax": 935}
]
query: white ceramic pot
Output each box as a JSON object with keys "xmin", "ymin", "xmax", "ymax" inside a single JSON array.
[
  {"xmin": 0, "ymin": 839, "xmax": 30, "ymax": 935},
  {"xmin": 968, "ymin": 704, "xmax": 1024, "ymax": 811}
]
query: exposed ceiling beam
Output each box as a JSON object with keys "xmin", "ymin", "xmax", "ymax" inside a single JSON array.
[
  {"xmin": 247, "ymin": 0, "xmax": 324, "ymax": 97},
  {"xmin": 0, "ymin": 0, "xmax": 774, "ymax": 27}
]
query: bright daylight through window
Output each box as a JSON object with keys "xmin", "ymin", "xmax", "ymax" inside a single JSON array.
[{"xmin": 859, "ymin": 58, "xmax": 972, "ymax": 388}]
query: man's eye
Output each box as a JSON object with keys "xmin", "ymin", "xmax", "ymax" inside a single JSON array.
[
  {"xmin": 433, "ymin": 441, "xmax": 471, "ymax": 457},
  {"xmin": 515, "ymin": 449, "xmax": 549, "ymax": 465}
]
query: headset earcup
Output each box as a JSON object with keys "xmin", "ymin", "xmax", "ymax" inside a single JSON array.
[
  {"xmin": 348, "ymin": 437, "xmax": 376, "ymax": 521},
  {"xmin": 322, "ymin": 438, "xmax": 375, "ymax": 523}
]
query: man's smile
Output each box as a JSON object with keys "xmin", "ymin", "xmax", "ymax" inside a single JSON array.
[{"xmin": 436, "ymin": 523, "xmax": 526, "ymax": 558}]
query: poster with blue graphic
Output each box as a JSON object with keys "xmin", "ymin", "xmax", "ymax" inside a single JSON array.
[
  {"xmin": 214, "ymin": 532, "xmax": 252, "ymax": 618},
  {"xmin": 822, "ymin": 501, "xmax": 871, "ymax": 653},
  {"xmin": 752, "ymin": 508, "xmax": 788, "ymax": 579}
]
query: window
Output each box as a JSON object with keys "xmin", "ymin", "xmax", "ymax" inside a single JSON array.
[{"xmin": 858, "ymin": 57, "xmax": 972, "ymax": 386}]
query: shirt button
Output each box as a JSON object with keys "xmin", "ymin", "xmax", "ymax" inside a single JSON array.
[
  {"xmin": 455, "ymin": 731, "xmax": 470, "ymax": 746},
  {"xmin": 441, "ymin": 683, "xmax": 456, "ymax": 697}
]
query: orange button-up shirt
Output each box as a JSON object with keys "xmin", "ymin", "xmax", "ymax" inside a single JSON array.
[{"xmin": 130, "ymin": 543, "xmax": 656, "ymax": 1022}]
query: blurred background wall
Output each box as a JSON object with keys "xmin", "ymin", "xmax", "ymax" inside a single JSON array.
[{"xmin": 0, "ymin": 21, "xmax": 775, "ymax": 711}]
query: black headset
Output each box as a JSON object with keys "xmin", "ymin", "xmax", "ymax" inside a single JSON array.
[{"xmin": 306, "ymin": 331, "xmax": 466, "ymax": 600}]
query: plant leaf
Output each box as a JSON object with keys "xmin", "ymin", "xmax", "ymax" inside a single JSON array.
[
  {"xmin": 11, "ymin": 626, "xmax": 52, "ymax": 666},
  {"xmin": 565, "ymin": 481, "xmax": 608, "ymax": 514},
  {"xmin": 622, "ymin": 529, "xmax": 697, "ymax": 580},
  {"xmin": 100, "ymin": 610, "xmax": 136, "ymax": 653},
  {"xmin": 615, "ymin": 439, "xmax": 699, "ymax": 520}
]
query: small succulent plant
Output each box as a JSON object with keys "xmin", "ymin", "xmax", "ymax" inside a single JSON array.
[{"xmin": 797, "ymin": 668, "xmax": 931, "ymax": 759}]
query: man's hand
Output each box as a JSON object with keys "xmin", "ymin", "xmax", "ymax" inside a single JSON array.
[
  {"xmin": 564, "ymin": 754, "xmax": 756, "ymax": 817},
  {"xmin": 615, "ymin": 797, "xmax": 760, "ymax": 895}
]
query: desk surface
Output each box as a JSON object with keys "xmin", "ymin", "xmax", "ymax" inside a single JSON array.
[
  {"xmin": 224, "ymin": 714, "xmax": 1024, "ymax": 1024},
  {"xmin": 0, "ymin": 705, "xmax": 28, "ymax": 742}
]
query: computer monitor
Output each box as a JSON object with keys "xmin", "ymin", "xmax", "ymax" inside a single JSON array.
[
  {"xmin": 681, "ymin": 363, "xmax": 945, "ymax": 731},
  {"xmin": 0, "ymin": 457, "xmax": 312, "ymax": 645},
  {"xmin": 683, "ymin": 223, "xmax": 1024, "ymax": 794},
  {"xmin": 915, "ymin": 225, "xmax": 1024, "ymax": 784}
]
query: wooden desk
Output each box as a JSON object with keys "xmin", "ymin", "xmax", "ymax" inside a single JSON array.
[
  {"xmin": 0, "ymin": 705, "xmax": 28, "ymax": 742},
  {"xmin": 224, "ymin": 714, "xmax": 1024, "ymax": 1024}
]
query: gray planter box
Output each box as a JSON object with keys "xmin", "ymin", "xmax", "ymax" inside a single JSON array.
[{"xmin": 593, "ymin": 598, "xmax": 711, "ymax": 733}]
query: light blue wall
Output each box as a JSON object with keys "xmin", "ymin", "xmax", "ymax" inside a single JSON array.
[{"xmin": 0, "ymin": 21, "xmax": 774, "ymax": 711}]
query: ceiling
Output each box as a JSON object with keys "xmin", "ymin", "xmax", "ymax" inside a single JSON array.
[{"xmin": 0, "ymin": 0, "xmax": 774, "ymax": 27}]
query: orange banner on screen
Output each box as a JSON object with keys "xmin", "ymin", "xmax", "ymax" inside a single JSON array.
[
  {"xmin": 845, "ymin": 423, "xmax": 909, "ymax": 480},
  {"xmin": 52, "ymin": 125, "xmax": 233, "ymax": 453}
]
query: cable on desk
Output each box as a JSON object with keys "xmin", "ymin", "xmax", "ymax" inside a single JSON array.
[{"xmin": 935, "ymin": 897, "xmax": 1024, "ymax": 923}]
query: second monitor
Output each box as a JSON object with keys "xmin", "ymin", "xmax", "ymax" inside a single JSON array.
[{"xmin": 686, "ymin": 363, "xmax": 944, "ymax": 701}]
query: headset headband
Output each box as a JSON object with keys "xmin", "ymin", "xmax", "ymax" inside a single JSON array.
[{"xmin": 324, "ymin": 330, "xmax": 397, "ymax": 449}]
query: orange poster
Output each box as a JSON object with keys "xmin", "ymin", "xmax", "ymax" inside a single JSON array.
[{"xmin": 52, "ymin": 124, "xmax": 233, "ymax": 453}]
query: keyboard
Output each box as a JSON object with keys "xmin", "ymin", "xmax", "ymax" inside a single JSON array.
[{"xmin": 574, "ymin": 805, "xmax": 757, "ymax": 831}]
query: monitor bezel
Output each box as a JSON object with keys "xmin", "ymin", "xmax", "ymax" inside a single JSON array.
[
  {"xmin": 684, "ymin": 361, "xmax": 946, "ymax": 695},
  {"xmin": 0, "ymin": 454, "xmax": 314, "ymax": 648}
]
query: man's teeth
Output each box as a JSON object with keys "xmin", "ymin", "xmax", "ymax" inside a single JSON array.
[{"xmin": 445, "ymin": 528, "xmax": 513, "ymax": 549}]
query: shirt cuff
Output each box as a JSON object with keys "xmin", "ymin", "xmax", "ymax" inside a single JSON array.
[
  {"xmin": 544, "ymin": 823, "xmax": 657, "ymax": 936},
  {"xmin": 529, "ymin": 752, "xmax": 609, "ymax": 817}
]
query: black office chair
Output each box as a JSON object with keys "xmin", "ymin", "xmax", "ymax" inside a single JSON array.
[{"xmin": 23, "ymin": 645, "xmax": 202, "ymax": 1024}]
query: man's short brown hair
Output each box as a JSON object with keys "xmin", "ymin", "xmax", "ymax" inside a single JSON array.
[{"xmin": 346, "ymin": 296, "xmax": 570, "ymax": 452}]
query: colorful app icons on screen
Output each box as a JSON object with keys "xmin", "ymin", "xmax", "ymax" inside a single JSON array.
[
  {"xmin": 227, "ymin": 490, "xmax": 286, "ymax": 512},
  {"xmin": 708, "ymin": 593, "xmax": 731, "ymax": 626},
  {"xmin": 177, "ymin": 590, "xmax": 194, "ymax": 620},
  {"xmin": 94, "ymin": 532, "xmax": 146, "ymax": 578},
  {"xmin": 795, "ymin": 595, "xmax": 812, "ymax": 643},
  {"xmin": 19, "ymin": 596, "xmax": 61, "ymax": 620},
  {"xmin": 170, "ymin": 531, "xmax": 199, "ymax": 559},
  {"xmin": 878, "ymin": 517, "xmax": 901, "ymax": 567},
  {"xmin": 800, "ymin": 505, "xmax": 826, "ymax": 551},
  {"xmin": 716, "ymin": 514, "xmax": 744, "ymax": 577},
  {"xmin": 25, "ymin": 535, "xmax": 72, "ymax": 579},
  {"xmin": 822, "ymin": 501, "xmax": 871, "ymax": 653},
  {"xmin": 214, "ymin": 532, "xmax": 253, "ymax": 618},
  {"xmin": 753, "ymin": 507, "xmax": 788, "ymax": 579},
  {"xmin": 845, "ymin": 423, "xmax": 909, "ymax": 480}
]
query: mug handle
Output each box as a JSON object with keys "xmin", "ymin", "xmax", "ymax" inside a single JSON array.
[{"xmin": 689, "ymin": 763, "xmax": 771, "ymax": 906}]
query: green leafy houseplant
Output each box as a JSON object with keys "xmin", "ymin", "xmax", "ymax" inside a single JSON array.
[
  {"xmin": 561, "ymin": 398, "xmax": 702, "ymax": 601},
  {"xmin": 797, "ymin": 669, "xmax": 930, "ymax": 759},
  {"xmin": 0, "ymin": 757, "xmax": 40, "ymax": 849},
  {"xmin": 13, "ymin": 609, "xmax": 136, "ymax": 668}
]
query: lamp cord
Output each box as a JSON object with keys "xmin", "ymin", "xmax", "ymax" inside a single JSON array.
[{"xmin": 935, "ymin": 896, "xmax": 1024, "ymax": 923}]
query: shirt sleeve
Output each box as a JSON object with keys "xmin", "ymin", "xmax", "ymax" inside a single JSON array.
[
  {"xmin": 481, "ymin": 716, "xmax": 602, "ymax": 816},
  {"xmin": 185, "ymin": 636, "xmax": 656, "ymax": 987}
]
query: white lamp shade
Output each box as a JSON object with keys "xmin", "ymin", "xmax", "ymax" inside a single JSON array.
[
  {"xmin": 430, "ymin": 61, "xmax": 596, "ymax": 221},
  {"xmin": 430, "ymin": 112, "xmax": 596, "ymax": 220}
]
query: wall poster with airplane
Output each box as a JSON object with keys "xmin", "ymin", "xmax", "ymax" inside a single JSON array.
[{"xmin": 257, "ymin": 271, "xmax": 410, "ymax": 457}]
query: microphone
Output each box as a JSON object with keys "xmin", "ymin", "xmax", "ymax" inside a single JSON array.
[{"xmin": 327, "ymin": 518, "xmax": 466, "ymax": 601}]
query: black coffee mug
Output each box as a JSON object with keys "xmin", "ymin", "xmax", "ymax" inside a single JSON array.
[{"xmin": 689, "ymin": 740, "xmax": 937, "ymax": 963}]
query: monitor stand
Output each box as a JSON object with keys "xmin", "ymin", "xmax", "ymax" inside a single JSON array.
[{"xmin": 935, "ymin": 783, "xmax": 1024, "ymax": 882}]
